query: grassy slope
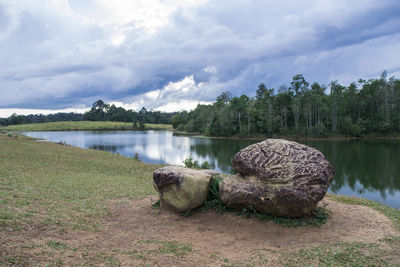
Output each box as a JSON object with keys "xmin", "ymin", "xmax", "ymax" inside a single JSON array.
[
  {"xmin": 0, "ymin": 133, "xmax": 399, "ymax": 266},
  {"xmin": 3, "ymin": 121, "xmax": 172, "ymax": 131},
  {"xmin": 0, "ymin": 133, "xmax": 162, "ymax": 230}
]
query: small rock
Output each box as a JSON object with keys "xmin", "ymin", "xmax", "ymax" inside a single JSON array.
[{"xmin": 153, "ymin": 166, "xmax": 212, "ymax": 212}]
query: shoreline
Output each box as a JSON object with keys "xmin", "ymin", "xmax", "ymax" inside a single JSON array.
[
  {"xmin": 3, "ymin": 121, "xmax": 399, "ymax": 141},
  {"xmin": 179, "ymin": 133, "xmax": 400, "ymax": 141},
  {"xmin": 13, "ymin": 129, "xmax": 400, "ymax": 142}
]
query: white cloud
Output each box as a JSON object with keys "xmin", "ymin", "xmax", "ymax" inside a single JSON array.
[
  {"xmin": 154, "ymin": 100, "xmax": 212, "ymax": 113},
  {"xmin": 115, "ymin": 75, "xmax": 214, "ymax": 112},
  {"xmin": 0, "ymin": 107, "xmax": 89, "ymax": 118},
  {"xmin": 0, "ymin": 0, "xmax": 399, "ymax": 112}
]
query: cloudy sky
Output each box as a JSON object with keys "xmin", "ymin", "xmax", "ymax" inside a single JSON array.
[{"xmin": 1, "ymin": 0, "xmax": 400, "ymax": 117}]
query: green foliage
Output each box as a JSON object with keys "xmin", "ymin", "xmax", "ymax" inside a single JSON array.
[
  {"xmin": 207, "ymin": 176, "xmax": 220, "ymax": 200},
  {"xmin": 1, "ymin": 100, "xmax": 174, "ymax": 126},
  {"xmin": 5, "ymin": 121, "xmax": 172, "ymax": 132},
  {"xmin": 183, "ymin": 156, "xmax": 210, "ymax": 169},
  {"xmin": 151, "ymin": 199, "xmax": 160, "ymax": 208},
  {"xmin": 183, "ymin": 156, "xmax": 194, "ymax": 168},
  {"xmin": 200, "ymin": 161, "xmax": 210, "ymax": 169},
  {"xmin": 171, "ymin": 72, "xmax": 400, "ymax": 138}
]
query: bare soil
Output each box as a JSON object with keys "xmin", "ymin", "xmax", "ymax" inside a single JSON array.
[{"xmin": 1, "ymin": 197, "xmax": 399, "ymax": 266}]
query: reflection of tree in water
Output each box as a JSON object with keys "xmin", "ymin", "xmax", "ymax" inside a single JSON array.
[
  {"xmin": 190, "ymin": 139, "xmax": 257, "ymax": 173},
  {"xmin": 302, "ymin": 140, "xmax": 400, "ymax": 199},
  {"xmin": 192, "ymin": 139, "xmax": 400, "ymax": 200}
]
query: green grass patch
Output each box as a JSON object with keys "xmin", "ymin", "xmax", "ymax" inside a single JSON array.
[
  {"xmin": 5, "ymin": 121, "xmax": 172, "ymax": 132},
  {"xmin": 280, "ymin": 239, "xmax": 400, "ymax": 266},
  {"xmin": 140, "ymin": 239, "xmax": 193, "ymax": 256},
  {"xmin": 0, "ymin": 255, "xmax": 28, "ymax": 266},
  {"xmin": 327, "ymin": 194, "xmax": 400, "ymax": 230},
  {"xmin": 47, "ymin": 240, "xmax": 69, "ymax": 250},
  {"xmin": 0, "ymin": 133, "xmax": 162, "ymax": 230}
]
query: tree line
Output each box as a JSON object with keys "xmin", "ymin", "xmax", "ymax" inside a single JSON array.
[
  {"xmin": 82, "ymin": 100, "xmax": 174, "ymax": 128},
  {"xmin": 171, "ymin": 72, "xmax": 400, "ymax": 137},
  {"xmin": 0, "ymin": 112, "xmax": 83, "ymax": 126},
  {"xmin": 0, "ymin": 100, "xmax": 174, "ymax": 127}
]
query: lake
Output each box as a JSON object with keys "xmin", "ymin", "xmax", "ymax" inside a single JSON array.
[{"xmin": 23, "ymin": 130, "xmax": 400, "ymax": 209}]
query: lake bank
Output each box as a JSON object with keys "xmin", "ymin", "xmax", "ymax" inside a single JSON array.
[
  {"xmin": 3, "ymin": 121, "xmax": 400, "ymax": 142},
  {"xmin": 0, "ymin": 133, "xmax": 399, "ymax": 265},
  {"xmin": 185, "ymin": 132, "xmax": 400, "ymax": 141},
  {"xmin": 2, "ymin": 121, "xmax": 173, "ymax": 132}
]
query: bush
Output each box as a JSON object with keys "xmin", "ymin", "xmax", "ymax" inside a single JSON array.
[
  {"xmin": 183, "ymin": 156, "xmax": 194, "ymax": 168},
  {"xmin": 200, "ymin": 161, "xmax": 210, "ymax": 169},
  {"xmin": 183, "ymin": 157, "xmax": 210, "ymax": 169}
]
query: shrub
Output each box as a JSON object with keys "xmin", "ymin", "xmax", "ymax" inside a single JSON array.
[
  {"xmin": 183, "ymin": 157, "xmax": 210, "ymax": 169},
  {"xmin": 200, "ymin": 161, "xmax": 210, "ymax": 169},
  {"xmin": 183, "ymin": 156, "xmax": 194, "ymax": 168}
]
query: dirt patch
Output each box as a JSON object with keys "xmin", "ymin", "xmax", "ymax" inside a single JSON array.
[{"xmin": 1, "ymin": 197, "xmax": 399, "ymax": 266}]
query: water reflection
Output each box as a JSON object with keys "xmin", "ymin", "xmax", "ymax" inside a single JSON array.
[
  {"xmin": 23, "ymin": 131, "xmax": 400, "ymax": 209},
  {"xmin": 301, "ymin": 140, "xmax": 400, "ymax": 205}
]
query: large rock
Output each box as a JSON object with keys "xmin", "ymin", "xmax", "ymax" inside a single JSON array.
[
  {"xmin": 219, "ymin": 139, "xmax": 335, "ymax": 217},
  {"xmin": 153, "ymin": 166, "xmax": 212, "ymax": 212}
]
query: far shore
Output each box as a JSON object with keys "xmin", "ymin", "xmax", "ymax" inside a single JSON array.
[
  {"xmin": 2, "ymin": 120, "xmax": 399, "ymax": 141},
  {"xmin": 2, "ymin": 121, "xmax": 172, "ymax": 132}
]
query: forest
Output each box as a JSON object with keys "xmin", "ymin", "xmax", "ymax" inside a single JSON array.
[
  {"xmin": 0, "ymin": 112, "xmax": 83, "ymax": 126},
  {"xmin": 0, "ymin": 100, "xmax": 174, "ymax": 127},
  {"xmin": 171, "ymin": 72, "xmax": 400, "ymax": 137},
  {"xmin": 82, "ymin": 100, "xmax": 174, "ymax": 127},
  {"xmin": 2, "ymin": 72, "xmax": 400, "ymax": 138}
]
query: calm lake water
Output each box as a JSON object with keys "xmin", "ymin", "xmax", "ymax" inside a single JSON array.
[{"xmin": 23, "ymin": 130, "xmax": 400, "ymax": 209}]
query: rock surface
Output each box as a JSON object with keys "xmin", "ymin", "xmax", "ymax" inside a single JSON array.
[
  {"xmin": 153, "ymin": 166, "xmax": 212, "ymax": 212},
  {"xmin": 220, "ymin": 139, "xmax": 335, "ymax": 217}
]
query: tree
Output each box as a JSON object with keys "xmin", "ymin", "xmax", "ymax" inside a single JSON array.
[
  {"xmin": 275, "ymin": 86, "xmax": 291, "ymax": 129},
  {"xmin": 230, "ymin": 95, "xmax": 250, "ymax": 135},
  {"xmin": 255, "ymin": 83, "xmax": 275, "ymax": 134},
  {"xmin": 289, "ymin": 74, "xmax": 309, "ymax": 131},
  {"xmin": 84, "ymin": 100, "xmax": 110, "ymax": 121}
]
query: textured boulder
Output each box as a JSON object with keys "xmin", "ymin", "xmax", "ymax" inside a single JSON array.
[
  {"xmin": 220, "ymin": 139, "xmax": 335, "ymax": 217},
  {"xmin": 153, "ymin": 166, "xmax": 212, "ymax": 212}
]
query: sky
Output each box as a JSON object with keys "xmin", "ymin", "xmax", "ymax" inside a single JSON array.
[{"xmin": 1, "ymin": 0, "xmax": 400, "ymax": 117}]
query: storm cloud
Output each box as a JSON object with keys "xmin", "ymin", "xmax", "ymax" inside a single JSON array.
[{"xmin": 0, "ymin": 0, "xmax": 399, "ymax": 115}]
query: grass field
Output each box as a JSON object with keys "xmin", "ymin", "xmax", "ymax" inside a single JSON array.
[
  {"xmin": 3, "ymin": 121, "xmax": 173, "ymax": 132},
  {"xmin": 0, "ymin": 133, "xmax": 162, "ymax": 231},
  {"xmin": 0, "ymin": 133, "xmax": 399, "ymax": 266}
]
